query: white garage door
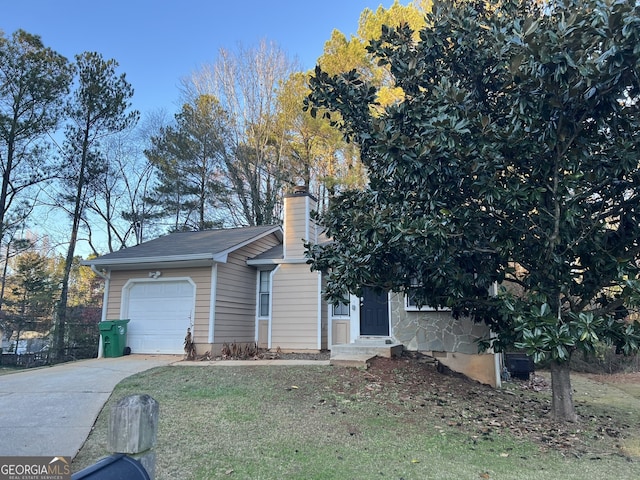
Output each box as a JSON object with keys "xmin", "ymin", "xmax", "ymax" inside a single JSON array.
[{"xmin": 124, "ymin": 280, "xmax": 194, "ymax": 354}]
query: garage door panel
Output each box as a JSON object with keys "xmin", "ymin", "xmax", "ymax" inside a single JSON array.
[
  {"xmin": 124, "ymin": 280, "xmax": 194, "ymax": 354},
  {"xmin": 129, "ymin": 282, "xmax": 194, "ymax": 298}
]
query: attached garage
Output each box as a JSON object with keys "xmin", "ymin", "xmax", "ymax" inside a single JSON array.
[
  {"xmin": 122, "ymin": 279, "xmax": 195, "ymax": 354},
  {"xmin": 83, "ymin": 225, "xmax": 284, "ymax": 358}
]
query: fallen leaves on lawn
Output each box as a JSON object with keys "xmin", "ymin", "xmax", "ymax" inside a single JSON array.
[{"xmin": 325, "ymin": 352, "xmax": 637, "ymax": 458}]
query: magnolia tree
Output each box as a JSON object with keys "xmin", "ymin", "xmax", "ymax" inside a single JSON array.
[{"xmin": 305, "ymin": 0, "xmax": 640, "ymax": 422}]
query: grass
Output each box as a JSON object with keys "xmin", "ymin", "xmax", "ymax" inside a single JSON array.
[
  {"xmin": 0, "ymin": 366, "xmax": 21, "ymax": 375},
  {"xmin": 72, "ymin": 364, "xmax": 640, "ymax": 480},
  {"xmin": 567, "ymin": 372, "xmax": 640, "ymax": 458}
]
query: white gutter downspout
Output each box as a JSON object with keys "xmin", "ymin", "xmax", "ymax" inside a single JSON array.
[
  {"xmin": 490, "ymin": 329, "xmax": 502, "ymax": 389},
  {"xmin": 268, "ymin": 266, "xmax": 280, "ymax": 350},
  {"xmin": 317, "ymin": 271, "xmax": 322, "ymax": 351},
  {"xmin": 91, "ymin": 265, "xmax": 110, "ymax": 358},
  {"xmin": 494, "ymin": 349, "xmax": 502, "ymax": 388},
  {"xmin": 208, "ymin": 264, "xmax": 218, "ymax": 344}
]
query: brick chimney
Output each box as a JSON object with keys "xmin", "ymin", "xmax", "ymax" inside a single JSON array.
[{"xmin": 283, "ymin": 186, "xmax": 317, "ymax": 260}]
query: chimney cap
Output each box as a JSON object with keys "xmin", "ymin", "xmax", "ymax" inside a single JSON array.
[{"xmin": 285, "ymin": 185, "xmax": 317, "ymax": 201}]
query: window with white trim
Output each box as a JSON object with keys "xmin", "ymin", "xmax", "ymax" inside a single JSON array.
[
  {"xmin": 259, "ymin": 270, "xmax": 270, "ymax": 317},
  {"xmin": 332, "ymin": 301, "xmax": 350, "ymax": 317},
  {"xmin": 405, "ymin": 290, "xmax": 439, "ymax": 311},
  {"xmin": 404, "ymin": 280, "xmax": 448, "ymax": 312}
]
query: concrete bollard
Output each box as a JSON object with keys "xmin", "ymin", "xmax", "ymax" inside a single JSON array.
[{"xmin": 108, "ymin": 394, "xmax": 159, "ymax": 479}]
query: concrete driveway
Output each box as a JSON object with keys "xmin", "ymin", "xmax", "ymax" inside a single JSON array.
[{"xmin": 0, "ymin": 355, "xmax": 178, "ymax": 458}]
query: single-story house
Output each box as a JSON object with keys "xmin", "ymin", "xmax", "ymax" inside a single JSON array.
[{"xmin": 84, "ymin": 188, "xmax": 500, "ymax": 386}]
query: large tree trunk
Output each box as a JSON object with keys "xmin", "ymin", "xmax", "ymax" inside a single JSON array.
[
  {"xmin": 53, "ymin": 122, "xmax": 90, "ymax": 360},
  {"xmin": 549, "ymin": 360, "xmax": 578, "ymax": 422}
]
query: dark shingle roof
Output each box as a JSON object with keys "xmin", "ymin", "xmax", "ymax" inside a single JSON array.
[{"xmin": 84, "ymin": 225, "xmax": 282, "ymax": 268}]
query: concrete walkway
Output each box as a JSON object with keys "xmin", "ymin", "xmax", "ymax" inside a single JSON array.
[{"xmin": 0, "ymin": 355, "xmax": 178, "ymax": 458}]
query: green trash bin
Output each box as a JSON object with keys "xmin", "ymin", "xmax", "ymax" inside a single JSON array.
[{"xmin": 99, "ymin": 319, "xmax": 130, "ymax": 357}]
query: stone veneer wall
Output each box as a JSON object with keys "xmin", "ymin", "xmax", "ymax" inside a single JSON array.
[{"xmin": 389, "ymin": 293, "xmax": 490, "ymax": 354}]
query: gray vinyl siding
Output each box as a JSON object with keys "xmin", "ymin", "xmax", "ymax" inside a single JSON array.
[
  {"xmin": 214, "ymin": 233, "xmax": 281, "ymax": 343},
  {"xmin": 103, "ymin": 231, "xmax": 280, "ymax": 350}
]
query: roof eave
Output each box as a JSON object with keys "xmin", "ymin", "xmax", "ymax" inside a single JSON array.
[
  {"xmin": 247, "ymin": 258, "xmax": 308, "ymax": 266},
  {"xmin": 82, "ymin": 225, "xmax": 283, "ymax": 270},
  {"xmin": 81, "ymin": 253, "xmax": 215, "ymax": 269},
  {"xmin": 214, "ymin": 226, "xmax": 283, "ymax": 261},
  {"xmin": 246, "ymin": 258, "xmax": 282, "ymax": 266}
]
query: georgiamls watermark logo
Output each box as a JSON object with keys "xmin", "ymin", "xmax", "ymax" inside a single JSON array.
[{"xmin": 0, "ymin": 456, "xmax": 71, "ymax": 480}]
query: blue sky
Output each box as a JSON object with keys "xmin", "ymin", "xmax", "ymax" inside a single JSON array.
[{"xmin": 3, "ymin": 0, "xmax": 399, "ymax": 116}]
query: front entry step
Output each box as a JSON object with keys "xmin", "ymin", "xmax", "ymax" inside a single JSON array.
[
  {"xmin": 329, "ymin": 354, "xmax": 374, "ymax": 368},
  {"xmin": 330, "ymin": 338, "xmax": 403, "ymax": 367}
]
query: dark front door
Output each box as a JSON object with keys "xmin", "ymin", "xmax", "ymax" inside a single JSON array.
[{"xmin": 360, "ymin": 287, "xmax": 389, "ymax": 336}]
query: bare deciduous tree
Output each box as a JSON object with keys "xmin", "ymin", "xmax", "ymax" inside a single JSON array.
[{"xmin": 184, "ymin": 40, "xmax": 298, "ymax": 226}]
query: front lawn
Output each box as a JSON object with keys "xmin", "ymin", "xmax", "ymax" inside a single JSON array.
[{"xmin": 72, "ymin": 356, "xmax": 640, "ymax": 479}]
